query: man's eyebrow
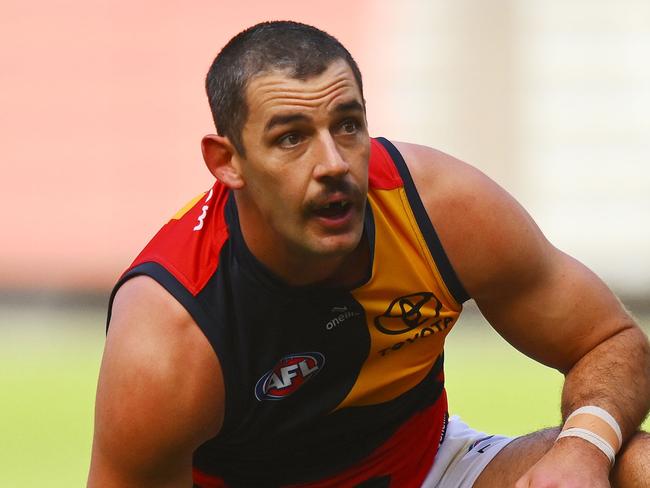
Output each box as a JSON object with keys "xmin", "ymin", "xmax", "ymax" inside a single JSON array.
[
  {"xmin": 263, "ymin": 101, "xmax": 364, "ymax": 132},
  {"xmin": 332, "ymin": 100, "xmax": 364, "ymax": 113},
  {"xmin": 265, "ymin": 113, "xmax": 311, "ymax": 132}
]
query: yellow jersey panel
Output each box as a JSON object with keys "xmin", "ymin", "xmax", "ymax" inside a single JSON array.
[{"xmin": 339, "ymin": 186, "xmax": 462, "ymax": 408}]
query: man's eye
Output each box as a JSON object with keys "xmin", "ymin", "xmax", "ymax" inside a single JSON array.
[
  {"xmin": 339, "ymin": 120, "xmax": 359, "ymax": 134},
  {"xmin": 278, "ymin": 133, "xmax": 302, "ymax": 148}
]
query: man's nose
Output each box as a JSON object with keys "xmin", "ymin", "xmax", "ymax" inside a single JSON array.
[{"xmin": 313, "ymin": 134, "xmax": 350, "ymax": 179}]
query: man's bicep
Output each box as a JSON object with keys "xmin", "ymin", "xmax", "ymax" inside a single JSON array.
[
  {"xmin": 88, "ymin": 276, "xmax": 223, "ymax": 487},
  {"xmin": 475, "ymin": 247, "xmax": 634, "ymax": 374},
  {"xmin": 445, "ymin": 166, "xmax": 633, "ymax": 372}
]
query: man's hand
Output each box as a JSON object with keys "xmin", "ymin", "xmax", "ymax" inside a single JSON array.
[{"xmin": 515, "ymin": 437, "xmax": 611, "ymax": 488}]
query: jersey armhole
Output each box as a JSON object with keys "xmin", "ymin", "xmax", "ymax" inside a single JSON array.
[
  {"xmin": 374, "ymin": 137, "xmax": 470, "ymax": 304},
  {"xmin": 107, "ymin": 262, "xmax": 214, "ymax": 335}
]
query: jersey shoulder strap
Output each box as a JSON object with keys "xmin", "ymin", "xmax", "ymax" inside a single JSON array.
[
  {"xmin": 126, "ymin": 181, "xmax": 230, "ymax": 295},
  {"xmin": 370, "ymin": 137, "xmax": 470, "ymax": 304},
  {"xmin": 107, "ymin": 181, "xmax": 230, "ymax": 330}
]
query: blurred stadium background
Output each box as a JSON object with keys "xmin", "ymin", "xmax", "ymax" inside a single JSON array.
[{"xmin": 1, "ymin": 1, "xmax": 648, "ymax": 486}]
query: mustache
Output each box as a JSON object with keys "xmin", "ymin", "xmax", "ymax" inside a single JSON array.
[{"xmin": 307, "ymin": 178, "xmax": 365, "ymax": 209}]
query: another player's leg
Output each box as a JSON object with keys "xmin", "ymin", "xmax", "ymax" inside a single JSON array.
[
  {"xmin": 473, "ymin": 428, "xmax": 650, "ymax": 487},
  {"xmin": 610, "ymin": 431, "xmax": 650, "ymax": 488},
  {"xmin": 472, "ymin": 427, "xmax": 558, "ymax": 488}
]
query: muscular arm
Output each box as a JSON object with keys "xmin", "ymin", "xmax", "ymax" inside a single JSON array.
[
  {"xmin": 398, "ymin": 141, "xmax": 650, "ymax": 460},
  {"xmin": 88, "ymin": 276, "xmax": 224, "ymax": 487}
]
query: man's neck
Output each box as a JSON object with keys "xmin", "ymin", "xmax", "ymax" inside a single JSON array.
[
  {"xmin": 243, "ymin": 231, "xmax": 369, "ymax": 287},
  {"xmin": 235, "ymin": 198, "xmax": 369, "ymax": 287}
]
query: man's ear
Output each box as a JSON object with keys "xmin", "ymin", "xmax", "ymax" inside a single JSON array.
[{"xmin": 201, "ymin": 135, "xmax": 245, "ymax": 189}]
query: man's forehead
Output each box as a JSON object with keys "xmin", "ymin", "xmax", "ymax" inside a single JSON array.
[{"xmin": 244, "ymin": 60, "xmax": 362, "ymax": 114}]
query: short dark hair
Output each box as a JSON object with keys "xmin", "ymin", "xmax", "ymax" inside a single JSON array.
[{"xmin": 205, "ymin": 21, "xmax": 364, "ymax": 156}]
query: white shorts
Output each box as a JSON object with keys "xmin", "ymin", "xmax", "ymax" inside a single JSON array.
[{"xmin": 421, "ymin": 416, "xmax": 516, "ymax": 487}]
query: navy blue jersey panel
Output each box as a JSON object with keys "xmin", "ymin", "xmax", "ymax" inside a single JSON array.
[{"xmin": 194, "ymin": 356, "xmax": 444, "ymax": 486}]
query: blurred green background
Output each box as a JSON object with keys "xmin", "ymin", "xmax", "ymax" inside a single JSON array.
[{"xmin": 1, "ymin": 303, "xmax": 647, "ymax": 488}]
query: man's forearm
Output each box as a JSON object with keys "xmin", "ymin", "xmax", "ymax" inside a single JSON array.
[{"xmin": 561, "ymin": 324, "xmax": 650, "ymax": 442}]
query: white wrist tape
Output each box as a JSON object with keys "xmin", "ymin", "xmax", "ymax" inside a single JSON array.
[
  {"xmin": 565, "ymin": 405, "xmax": 623, "ymax": 448},
  {"xmin": 557, "ymin": 427, "xmax": 616, "ymax": 465}
]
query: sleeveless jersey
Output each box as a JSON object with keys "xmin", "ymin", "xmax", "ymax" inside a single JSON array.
[{"xmin": 108, "ymin": 137, "xmax": 470, "ymax": 487}]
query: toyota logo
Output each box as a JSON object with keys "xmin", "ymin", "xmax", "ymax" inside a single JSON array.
[{"xmin": 374, "ymin": 292, "xmax": 442, "ymax": 335}]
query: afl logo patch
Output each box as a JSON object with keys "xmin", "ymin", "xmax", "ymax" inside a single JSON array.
[{"xmin": 254, "ymin": 352, "xmax": 325, "ymax": 401}]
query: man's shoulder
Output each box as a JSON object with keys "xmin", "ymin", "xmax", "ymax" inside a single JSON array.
[
  {"xmin": 108, "ymin": 275, "xmax": 216, "ymax": 366},
  {"xmin": 369, "ymin": 137, "xmax": 488, "ymax": 195},
  {"xmin": 390, "ymin": 138, "xmax": 525, "ymax": 216},
  {"xmin": 110, "ymin": 275, "xmax": 195, "ymax": 334},
  {"xmin": 390, "ymin": 139, "xmax": 552, "ymax": 299},
  {"xmin": 390, "ymin": 139, "xmax": 508, "ymax": 241},
  {"xmin": 392, "ymin": 140, "xmax": 485, "ymax": 198},
  {"xmin": 126, "ymin": 182, "xmax": 231, "ymax": 296}
]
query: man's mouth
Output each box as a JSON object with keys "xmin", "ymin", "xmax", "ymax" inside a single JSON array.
[{"xmin": 313, "ymin": 200, "xmax": 351, "ymax": 219}]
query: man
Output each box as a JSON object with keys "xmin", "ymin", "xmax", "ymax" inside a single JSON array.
[{"xmin": 88, "ymin": 21, "xmax": 650, "ymax": 487}]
